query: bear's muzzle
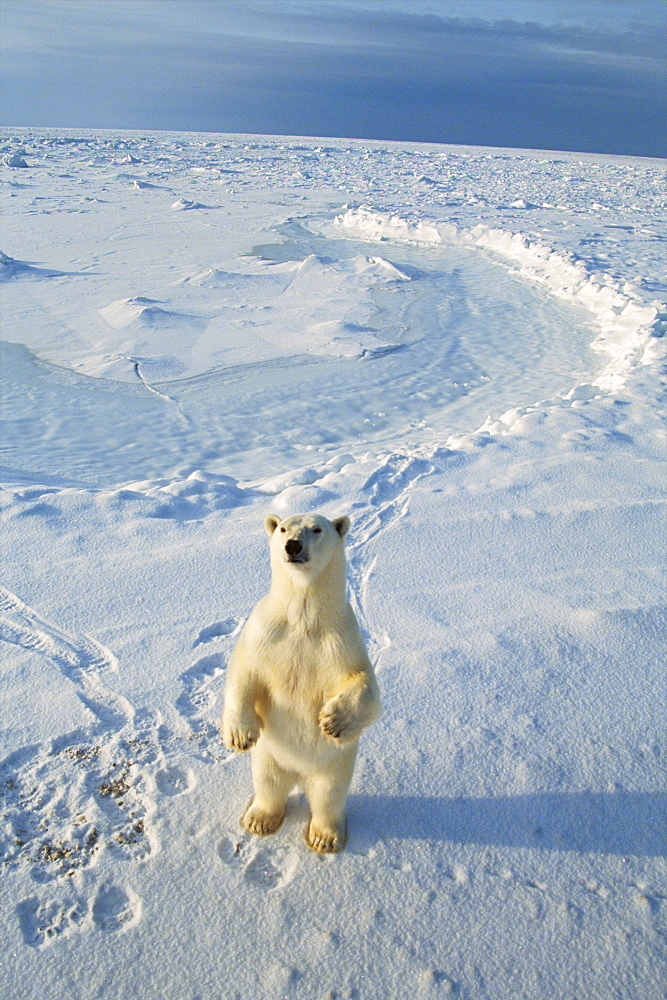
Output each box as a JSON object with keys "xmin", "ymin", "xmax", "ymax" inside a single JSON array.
[{"xmin": 285, "ymin": 538, "xmax": 309, "ymax": 563}]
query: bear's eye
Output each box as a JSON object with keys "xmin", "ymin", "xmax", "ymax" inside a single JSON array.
[
  {"xmin": 312, "ymin": 527, "xmax": 322, "ymax": 534},
  {"xmin": 280, "ymin": 526, "xmax": 286, "ymax": 533}
]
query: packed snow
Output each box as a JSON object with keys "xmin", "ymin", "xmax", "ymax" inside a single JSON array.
[{"xmin": 1, "ymin": 129, "xmax": 666, "ymax": 999}]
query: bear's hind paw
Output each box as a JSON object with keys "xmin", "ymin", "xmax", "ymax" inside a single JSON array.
[
  {"xmin": 305, "ymin": 819, "xmax": 347, "ymax": 854},
  {"xmin": 241, "ymin": 802, "xmax": 285, "ymax": 837}
]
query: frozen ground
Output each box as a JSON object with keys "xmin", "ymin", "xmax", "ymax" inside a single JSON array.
[{"xmin": 1, "ymin": 129, "xmax": 666, "ymax": 999}]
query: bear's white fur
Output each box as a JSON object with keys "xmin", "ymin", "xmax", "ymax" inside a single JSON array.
[{"xmin": 221, "ymin": 512, "xmax": 381, "ymax": 853}]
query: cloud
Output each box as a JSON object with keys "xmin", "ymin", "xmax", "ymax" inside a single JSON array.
[{"xmin": 1, "ymin": 0, "xmax": 665, "ymax": 156}]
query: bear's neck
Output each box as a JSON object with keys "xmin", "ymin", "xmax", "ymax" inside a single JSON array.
[{"xmin": 269, "ymin": 552, "xmax": 348, "ymax": 629}]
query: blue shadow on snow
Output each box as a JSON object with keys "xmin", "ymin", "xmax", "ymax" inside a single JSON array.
[{"xmin": 348, "ymin": 791, "xmax": 667, "ymax": 857}]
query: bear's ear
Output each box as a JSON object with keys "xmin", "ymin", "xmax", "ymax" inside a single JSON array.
[
  {"xmin": 264, "ymin": 514, "xmax": 281, "ymax": 536},
  {"xmin": 333, "ymin": 515, "xmax": 350, "ymax": 538}
]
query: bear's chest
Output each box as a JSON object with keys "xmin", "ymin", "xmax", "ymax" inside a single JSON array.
[
  {"xmin": 259, "ymin": 623, "xmax": 349, "ymax": 696},
  {"xmin": 263, "ymin": 622, "xmax": 341, "ymax": 663}
]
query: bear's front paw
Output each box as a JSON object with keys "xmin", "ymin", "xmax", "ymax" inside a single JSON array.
[
  {"xmin": 319, "ymin": 700, "xmax": 361, "ymax": 743},
  {"xmin": 222, "ymin": 716, "xmax": 260, "ymax": 752}
]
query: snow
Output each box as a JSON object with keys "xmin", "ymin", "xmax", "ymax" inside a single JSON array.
[{"xmin": 1, "ymin": 128, "xmax": 666, "ymax": 999}]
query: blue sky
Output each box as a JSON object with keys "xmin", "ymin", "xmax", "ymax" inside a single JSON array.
[{"xmin": 1, "ymin": 1, "xmax": 665, "ymax": 156}]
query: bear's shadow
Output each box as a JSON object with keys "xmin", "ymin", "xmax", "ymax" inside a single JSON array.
[{"xmin": 347, "ymin": 790, "xmax": 667, "ymax": 857}]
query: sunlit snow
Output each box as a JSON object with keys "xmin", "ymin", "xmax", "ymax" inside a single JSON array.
[{"xmin": 1, "ymin": 129, "xmax": 666, "ymax": 999}]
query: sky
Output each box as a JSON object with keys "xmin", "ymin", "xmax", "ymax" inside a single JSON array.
[{"xmin": 1, "ymin": 0, "xmax": 665, "ymax": 157}]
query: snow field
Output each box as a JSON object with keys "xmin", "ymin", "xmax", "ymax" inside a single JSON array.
[{"xmin": 1, "ymin": 130, "xmax": 666, "ymax": 999}]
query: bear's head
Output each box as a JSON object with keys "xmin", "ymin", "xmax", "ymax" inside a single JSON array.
[{"xmin": 265, "ymin": 512, "xmax": 350, "ymax": 581}]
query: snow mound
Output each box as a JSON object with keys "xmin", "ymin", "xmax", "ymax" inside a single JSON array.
[
  {"xmin": 0, "ymin": 252, "xmax": 64, "ymax": 281},
  {"xmin": 4, "ymin": 153, "xmax": 29, "ymax": 168},
  {"xmin": 98, "ymin": 297, "xmax": 202, "ymax": 330},
  {"xmin": 351, "ymin": 255, "xmax": 413, "ymax": 281},
  {"xmin": 176, "ymin": 267, "xmax": 242, "ymax": 286},
  {"xmin": 306, "ymin": 321, "xmax": 399, "ymax": 358},
  {"xmin": 171, "ymin": 198, "xmax": 202, "ymax": 211},
  {"xmin": 126, "ymin": 469, "xmax": 249, "ymax": 519}
]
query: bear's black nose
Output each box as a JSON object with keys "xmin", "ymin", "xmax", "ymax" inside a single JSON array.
[{"xmin": 285, "ymin": 539, "xmax": 302, "ymax": 557}]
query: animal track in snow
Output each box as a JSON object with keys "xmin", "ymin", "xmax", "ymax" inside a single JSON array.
[
  {"xmin": 16, "ymin": 882, "xmax": 141, "ymax": 948},
  {"xmin": 243, "ymin": 848, "xmax": 295, "ymax": 889},
  {"xmin": 217, "ymin": 834, "xmax": 298, "ymax": 890},
  {"xmin": 355, "ymin": 452, "xmax": 433, "ymax": 535},
  {"xmin": 94, "ymin": 757, "xmax": 156, "ymax": 863},
  {"xmin": 174, "ymin": 616, "xmax": 243, "ymax": 757},
  {"xmin": 0, "ymin": 587, "xmax": 161, "ymax": 892},
  {"xmin": 3, "ymin": 711, "xmax": 173, "ymax": 948},
  {"xmin": 176, "ymin": 653, "xmax": 226, "ymax": 734},
  {"xmin": 1, "ymin": 734, "xmax": 157, "ymax": 880},
  {"xmin": 91, "ymin": 883, "xmax": 141, "ymax": 932},
  {"xmin": 217, "ymin": 833, "xmax": 249, "ymax": 871},
  {"xmin": 155, "ymin": 764, "xmax": 196, "ymax": 797},
  {"xmin": 17, "ymin": 893, "xmax": 89, "ymax": 948},
  {"xmin": 3, "ymin": 701, "xmax": 214, "ymax": 948},
  {"xmin": 346, "ymin": 452, "xmax": 434, "ymax": 657},
  {"xmin": 0, "ymin": 586, "xmax": 132, "ymax": 733},
  {"xmin": 193, "ymin": 617, "xmax": 243, "ymax": 647}
]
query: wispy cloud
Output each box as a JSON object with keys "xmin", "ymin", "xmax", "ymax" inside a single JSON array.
[{"xmin": 1, "ymin": 1, "xmax": 664, "ymax": 156}]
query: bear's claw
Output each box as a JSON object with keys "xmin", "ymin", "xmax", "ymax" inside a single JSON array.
[{"xmin": 224, "ymin": 725, "xmax": 260, "ymax": 752}]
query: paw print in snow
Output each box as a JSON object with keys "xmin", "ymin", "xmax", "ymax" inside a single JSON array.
[{"xmin": 217, "ymin": 834, "xmax": 298, "ymax": 890}]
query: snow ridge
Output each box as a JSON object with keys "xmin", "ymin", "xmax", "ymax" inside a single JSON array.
[{"xmin": 336, "ymin": 204, "xmax": 667, "ymax": 389}]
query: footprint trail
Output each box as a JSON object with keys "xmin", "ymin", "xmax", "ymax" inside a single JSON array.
[
  {"xmin": 0, "ymin": 588, "xmax": 212, "ymax": 951},
  {"xmin": 345, "ymin": 451, "xmax": 435, "ymax": 662},
  {"xmin": 0, "ymin": 585, "xmax": 132, "ymax": 731}
]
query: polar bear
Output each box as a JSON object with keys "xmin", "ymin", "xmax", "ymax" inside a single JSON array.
[{"xmin": 221, "ymin": 512, "xmax": 381, "ymax": 853}]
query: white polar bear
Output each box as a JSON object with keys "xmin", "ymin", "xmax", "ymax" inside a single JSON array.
[{"xmin": 221, "ymin": 512, "xmax": 381, "ymax": 853}]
